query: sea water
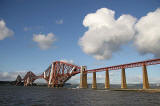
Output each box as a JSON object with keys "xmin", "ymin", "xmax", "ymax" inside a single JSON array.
[{"xmin": 0, "ymin": 86, "xmax": 160, "ymax": 106}]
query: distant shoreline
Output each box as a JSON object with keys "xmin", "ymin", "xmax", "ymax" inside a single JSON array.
[
  {"xmin": 0, "ymin": 81, "xmax": 15, "ymax": 85},
  {"xmin": 1, "ymin": 81, "xmax": 160, "ymax": 89},
  {"xmin": 0, "ymin": 81, "xmax": 48, "ymax": 86}
]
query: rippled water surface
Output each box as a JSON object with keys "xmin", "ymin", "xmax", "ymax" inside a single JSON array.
[{"xmin": 1, "ymin": 86, "xmax": 160, "ymax": 106}]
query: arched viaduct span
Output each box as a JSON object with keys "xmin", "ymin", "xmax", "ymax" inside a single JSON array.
[{"xmin": 22, "ymin": 58, "xmax": 160, "ymax": 89}]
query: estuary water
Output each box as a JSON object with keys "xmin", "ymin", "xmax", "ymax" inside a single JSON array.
[{"xmin": 0, "ymin": 86, "xmax": 160, "ymax": 106}]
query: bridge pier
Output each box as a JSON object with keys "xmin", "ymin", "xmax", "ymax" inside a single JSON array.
[
  {"xmin": 92, "ymin": 72, "xmax": 97, "ymax": 89},
  {"xmin": 105, "ymin": 69, "xmax": 110, "ymax": 89},
  {"xmin": 142, "ymin": 64, "xmax": 150, "ymax": 89},
  {"xmin": 80, "ymin": 66, "xmax": 88, "ymax": 88},
  {"xmin": 121, "ymin": 68, "xmax": 127, "ymax": 89}
]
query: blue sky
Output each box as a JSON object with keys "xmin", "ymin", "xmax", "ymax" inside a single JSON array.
[{"xmin": 0, "ymin": 0, "xmax": 160, "ymax": 84}]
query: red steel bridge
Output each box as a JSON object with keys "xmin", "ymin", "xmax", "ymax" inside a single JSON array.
[
  {"xmin": 23, "ymin": 61, "xmax": 81, "ymax": 87},
  {"xmin": 21, "ymin": 58, "xmax": 160, "ymax": 89}
]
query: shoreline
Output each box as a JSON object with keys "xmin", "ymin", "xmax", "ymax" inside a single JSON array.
[
  {"xmin": 110, "ymin": 89, "xmax": 160, "ymax": 93},
  {"xmin": 1, "ymin": 84, "xmax": 160, "ymax": 93}
]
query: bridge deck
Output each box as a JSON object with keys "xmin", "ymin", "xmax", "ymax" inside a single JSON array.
[{"xmin": 87, "ymin": 58, "xmax": 160, "ymax": 73}]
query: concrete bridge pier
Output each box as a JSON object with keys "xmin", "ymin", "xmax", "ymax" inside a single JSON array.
[
  {"xmin": 80, "ymin": 66, "xmax": 88, "ymax": 88},
  {"xmin": 121, "ymin": 68, "xmax": 127, "ymax": 89},
  {"xmin": 105, "ymin": 69, "xmax": 110, "ymax": 89},
  {"xmin": 142, "ymin": 64, "xmax": 150, "ymax": 89},
  {"xmin": 92, "ymin": 72, "xmax": 97, "ymax": 89}
]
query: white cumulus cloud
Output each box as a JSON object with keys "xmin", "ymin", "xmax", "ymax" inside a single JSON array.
[
  {"xmin": 0, "ymin": 20, "xmax": 14, "ymax": 40},
  {"xmin": 79, "ymin": 8, "xmax": 137, "ymax": 60},
  {"xmin": 134, "ymin": 8, "xmax": 160, "ymax": 57},
  {"xmin": 33, "ymin": 33, "xmax": 56, "ymax": 50}
]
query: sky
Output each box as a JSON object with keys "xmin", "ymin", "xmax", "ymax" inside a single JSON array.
[{"xmin": 0, "ymin": 0, "xmax": 160, "ymax": 84}]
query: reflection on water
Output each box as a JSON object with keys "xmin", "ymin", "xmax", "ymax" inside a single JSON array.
[{"xmin": 0, "ymin": 86, "xmax": 160, "ymax": 106}]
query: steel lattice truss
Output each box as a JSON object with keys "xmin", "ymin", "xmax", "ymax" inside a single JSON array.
[
  {"xmin": 44, "ymin": 61, "xmax": 81, "ymax": 87},
  {"xmin": 22, "ymin": 58, "xmax": 160, "ymax": 87},
  {"xmin": 23, "ymin": 61, "xmax": 81, "ymax": 87},
  {"xmin": 23, "ymin": 71, "xmax": 37, "ymax": 86},
  {"xmin": 87, "ymin": 58, "xmax": 160, "ymax": 73}
]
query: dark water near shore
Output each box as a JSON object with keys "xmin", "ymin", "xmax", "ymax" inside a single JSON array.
[{"xmin": 1, "ymin": 86, "xmax": 160, "ymax": 106}]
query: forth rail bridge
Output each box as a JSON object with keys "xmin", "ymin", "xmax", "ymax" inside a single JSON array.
[{"xmin": 16, "ymin": 58, "xmax": 160, "ymax": 89}]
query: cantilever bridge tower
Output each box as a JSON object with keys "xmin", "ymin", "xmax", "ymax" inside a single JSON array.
[
  {"xmin": 22, "ymin": 58, "xmax": 160, "ymax": 89},
  {"xmin": 23, "ymin": 61, "xmax": 81, "ymax": 87}
]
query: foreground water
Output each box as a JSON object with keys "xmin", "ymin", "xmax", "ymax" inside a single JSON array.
[{"xmin": 0, "ymin": 86, "xmax": 160, "ymax": 106}]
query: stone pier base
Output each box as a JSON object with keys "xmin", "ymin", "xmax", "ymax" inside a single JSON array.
[
  {"xmin": 142, "ymin": 64, "xmax": 150, "ymax": 89},
  {"xmin": 105, "ymin": 69, "xmax": 110, "ymax": 89},
  {"xmin": 80, "ymin": 66, "xmax": 88, "ymax": 88},
  {"xmin": 92, "ymin": 72, "xmax": 97, "ymax": 89},
  {"xmin": 121, "ymin": 68, "xmax": 127, "ymax": 89}
]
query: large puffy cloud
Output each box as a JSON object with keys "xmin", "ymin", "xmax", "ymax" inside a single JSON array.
[
  {"xmin": 0, "ymin": 20, "xmax": 14, "ymax": 40},
  {"xmin": 79, "ymin": 8, "xmax": 137, "ymax": 60},
  {"xmin": 33, "ymin": 33, "xmax": 56, "ymax": 50},
  {"xmin": 134, "ymin": 8, "xmax": 160, "ymax": 57}
]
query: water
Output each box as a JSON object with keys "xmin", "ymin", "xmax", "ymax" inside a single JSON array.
[{"xmin": 0, "ymin": 86, "xmax": 160, "ymax": 106}]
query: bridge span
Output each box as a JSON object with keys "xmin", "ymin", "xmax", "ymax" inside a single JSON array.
[{"xmin": 19, "ymin": 58, "xmax": 160, "ymax": 89}]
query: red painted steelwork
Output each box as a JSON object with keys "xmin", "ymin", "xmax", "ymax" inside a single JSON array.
[
  {"xmin": 23, "ymin": 61, "xmax": 81, "ymax": 87},
  {"xmin": 23, "ymin": 71, "xmax": 37, "ymax": 86},
  {"xmin": 46, "ymin": 61, "xmax": 81, "ymax": 87},
  {"xmin": 22, "ymin": 58, "xmax": 160, "ymax": 87},
  {"xmin": 86, "ymin": 58, "xmax": 160, "ymax": 73}
]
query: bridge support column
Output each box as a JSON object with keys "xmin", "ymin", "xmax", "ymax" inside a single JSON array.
[
  {"xmin": 105, "ymin": 69, "xmax": 110, "ymax": 89},
  {"xmin": 92, "ymin": 72, "xmax": 97, "ymax": 89},
  {"xmin": 142, "ymin": 64, "xmax": 150, "ymax": 89},
  {"xmin": 80, "ymin": 66, "xmax": 88, "ymax": 88},
  {"xmin": 121, "ymin": 68, "xmax": 127, "ymax": 89}
]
